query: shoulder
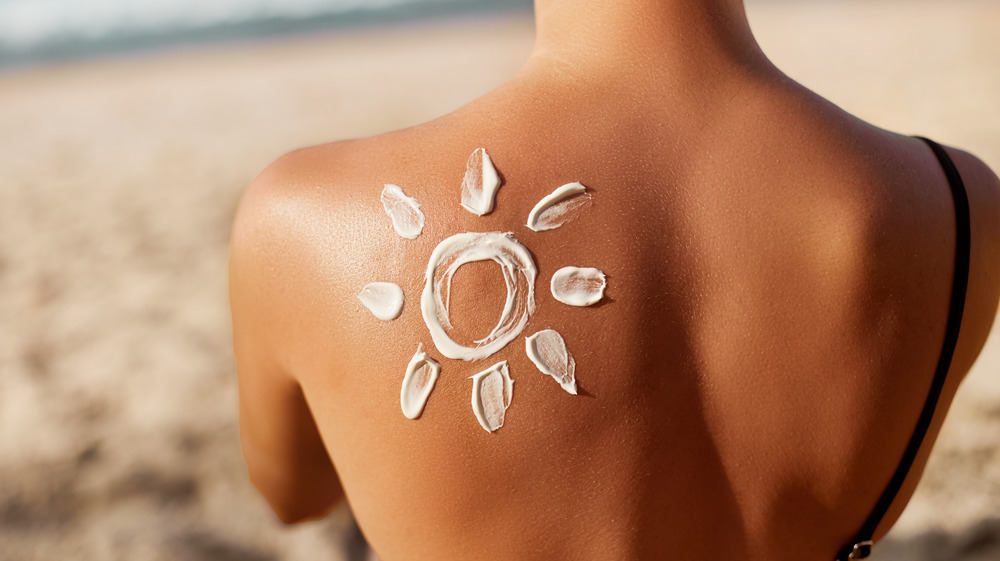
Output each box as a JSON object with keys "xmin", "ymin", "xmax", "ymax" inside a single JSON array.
[
  {"xmin": 230, "ymin": 144, "xmax": 342, "ymax": 303},
  {"xmin": 228, "ymin": 139, "xmax": 378, "ymax": 373},
  {"xmin": 945, "ymin": 145, "xmax": 1000, "ymax": 234},
  {"xmin": 232, "ymin": 140, "xmax": 366, "ymax": 241},
  {"xmin": 228, "ymin": 126, "xmax": 450, "ymax": 374},
  {"xmin": 229, "ymin": 136, "xmax": 392, "ymax": 270},
  {"xmin": 945, "ymin": 145, "xmax": 1000, "ymax": 367}
]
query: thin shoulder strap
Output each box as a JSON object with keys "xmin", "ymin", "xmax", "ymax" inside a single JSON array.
[{"xmin": 835, "ymin": 137, "xmax": 971, "ymax": 560}]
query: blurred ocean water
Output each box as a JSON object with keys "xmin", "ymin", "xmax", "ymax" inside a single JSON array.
[{"xmin": 0, "ymin": 0, "xmax": 532, "ymax": 69}]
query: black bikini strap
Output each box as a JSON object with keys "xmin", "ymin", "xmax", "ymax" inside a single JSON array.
[{"xmin": 836, "ymin": 137, "xmax": 971, "ymax": 561}]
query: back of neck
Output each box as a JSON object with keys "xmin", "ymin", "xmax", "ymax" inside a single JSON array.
[{"xmin": 529, "ymin": 0, "xmax": 771, "ymax": 80}]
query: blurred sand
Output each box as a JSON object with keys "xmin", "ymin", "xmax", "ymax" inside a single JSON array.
[{"xmin": 0, "ymin": 1, "xmax": 997, "ymax": 560}]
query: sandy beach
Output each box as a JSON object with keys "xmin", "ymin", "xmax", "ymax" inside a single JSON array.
[{"xmin": 1, "ymin": 1, "xmax": 998, "ymax": 560}]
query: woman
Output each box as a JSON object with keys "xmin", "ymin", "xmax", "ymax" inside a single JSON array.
[{"xmin": 229, "ymin": 1, "xmax": 1000, "ymax": 559}]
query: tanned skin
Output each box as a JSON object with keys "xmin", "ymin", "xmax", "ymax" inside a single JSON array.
[{"xmin": 230, "ymin": 1, "xmax": 1000, "ymax": 559}]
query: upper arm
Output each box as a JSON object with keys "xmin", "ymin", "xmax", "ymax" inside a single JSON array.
[{"xmin": 229, "ymin": 152, "xmax": 344, "ymax": 523}]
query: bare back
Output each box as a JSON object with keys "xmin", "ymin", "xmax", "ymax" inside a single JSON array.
[{"xmin": 229, "ymin": 8, "xmax": 1000, "ymax": 560}]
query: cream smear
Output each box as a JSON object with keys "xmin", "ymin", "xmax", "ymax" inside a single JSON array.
[
  {"xmin": 422, "ymin": 232, "xmax": 537, "ymax": 361},
  {"xmin": 525, "ymin": 329, "xmax": 577, "ymax": 395},
  {"xmin": 469, "ymin": 361, "xmax": 513, "ymax": 432},
  {"xmin": 551, "ymin": 267, "xmax": 606, "ymax": 306},
  {"xmin": 381, "ymin": 183, "xmax": 424, "ymax": 239},
  {"xmin": 400, "ymin": 346, "xmax": 440, "ymax": 420},
  {"xmin": 460, "ymin": 148, "xmax": 502, "ymax": 216},
  {"xmin": 526, "ymin": 182, "xmax": 592, "ymax": 232},
  {"xmin": 357, "ymin": 282, "xmax": 404, "ymax": 321}
]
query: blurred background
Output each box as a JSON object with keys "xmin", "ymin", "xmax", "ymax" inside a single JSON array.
[{"xmin": 1, "ymin": 0, "xmax": 998, "ymax": 559}]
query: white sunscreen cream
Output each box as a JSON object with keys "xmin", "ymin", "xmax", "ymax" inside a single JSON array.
[
  {"xmin": 526, "ymin": 182, "xmax": 592, "ymax": 232},
  {"xmin": 525, "ymin": 329, "xmax": 577, "ymax": 395},
  {"xmin": 357, "ymin": 282, "xmax": 404, "ymax": 320},
  {"xmin": 460, "ymin": 148, "xmax": 501, "ymax": 216},
  {"xmin": 469, "ymin": 361, "xmax": 513, "ymax": 432},
  {"xmin": 381, "ymin": 183, "xmax": 425, "ymax": 239},
  {"xmin": 400, "ymin": 346, "xmax": 440, "ymax": 420},
  {"xmin": 422, "ymin": 232, "xmax": 537, "ymax": 361},
  {"xmin": 550, "ymin": 267, "xmax": 606, "ymax": 307}
]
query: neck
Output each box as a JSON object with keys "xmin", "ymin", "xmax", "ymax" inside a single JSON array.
[{"xmin": 529, "ymin": 0, "xmax": 768, "ymax": 77}]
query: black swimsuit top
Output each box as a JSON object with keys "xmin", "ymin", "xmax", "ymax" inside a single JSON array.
[{"xmin": 835, "ymin": 137, "xmax": 971, "ymax": 561}]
